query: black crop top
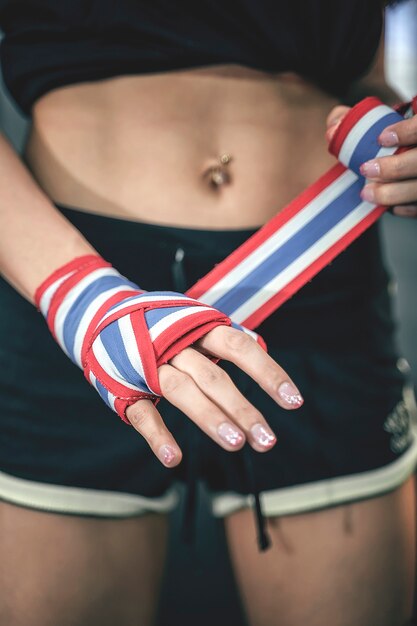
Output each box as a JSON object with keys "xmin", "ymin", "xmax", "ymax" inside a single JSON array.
[{"xmin": 0, "ymin": 0, "xmax": 388, "ymax": 117}]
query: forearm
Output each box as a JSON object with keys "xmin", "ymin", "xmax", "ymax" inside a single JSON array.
[{"xmin": 0, "ymin": 131, "xmax": 96, "ymax": 303}]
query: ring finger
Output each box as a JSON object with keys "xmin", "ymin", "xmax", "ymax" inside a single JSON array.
[
  {"xmin": 170, "ymin": 348, "xmax": 277, "ymax": 452},
  {"xmin": 158, "ymin": 362, "xmax": 247, "ymax": 451}
]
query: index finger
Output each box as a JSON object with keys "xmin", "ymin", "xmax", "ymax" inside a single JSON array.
[
  {"xmin": 196, "ymin": 326, "xmax": 304, "ymax": 410},
  {"xmin": 379, "ymin": 115, "xmax": 417, "ymax": 148}
]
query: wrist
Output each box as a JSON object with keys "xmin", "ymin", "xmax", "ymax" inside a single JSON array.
[
  {"xmin": 35, "ymin": 253, "xmax": 232, "ymax": 423},
  {"xmin": 35, "ymin": 254, "xmax": 110, "ymax": 316}
]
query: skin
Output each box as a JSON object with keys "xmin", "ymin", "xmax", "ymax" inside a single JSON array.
[
  {"xmin": 0, "ymin": 39, "xmax": 416, "ymax": 626},
  {"xmin": 225, "ymin": 477, "xmax": 416, "ymax": 626},
  {"xmin": 0, "ymin": 501, "xmax": 168, "ymax": 626},
  {"xmin": 327, "ymin": 104, "xmax": 417, "ymax": 218}
]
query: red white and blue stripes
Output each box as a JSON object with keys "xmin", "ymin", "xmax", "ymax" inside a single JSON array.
[
  {"xmin": 36, "ymin": 96, "xmax": 416, "ymax": 422},
  {"xmin": 187, "ymin": 97, "xmax": 416, "ymax": 330},
  {"xmin": 35, "ymin": 255, "xmax": 237, "ymax": 421}
]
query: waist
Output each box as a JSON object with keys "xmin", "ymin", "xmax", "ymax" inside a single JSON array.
[
  {"xmin": 24, "ymin": 67, "xmax": 339, "ymax": 229},
  {"xmin": 43, "ymin": 204, "xmax": 395, "ymax": 353}
]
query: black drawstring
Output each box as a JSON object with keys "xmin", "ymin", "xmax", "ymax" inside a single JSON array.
[
  {"xmin": 172, "ymin": 244, "xmax": 271, "ymax": 552},
  {"xmin": 242, "ymin": 446, "xmax": 272, "ymax": 551},
  {"xmin": 171, "ymin": 245, "xmax": 199, "ymax": 545}
]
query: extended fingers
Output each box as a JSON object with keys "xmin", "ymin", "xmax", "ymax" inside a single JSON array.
[
  {"xmin": 126, "ymin": 399, "xmax": 182, "ymax": 467},
  {"xmin": 170, "ymin": 348, "xmax": 277, "ymax": 452},
  {"xmin": 197, "ymin": 326, "xmax": 304, "ymax": 410},
  {"xmin": 158, "ymin": 363, "xmax": 247, "ymax": 452}
]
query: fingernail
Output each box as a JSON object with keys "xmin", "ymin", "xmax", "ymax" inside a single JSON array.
[
  {"xmin": 251, "ymin": 423, "xmax": 277, "ymax": 448},
  {"xmin": 378, "ymin": 130, "xmax": 399, "ymax": 147},
  {"xmin": 158, "ymin": 444, "xmax": 177, "ymax": 466},
  {"xmin": 218, "ymin": 422, "xmax": 244, "ymax": 447},
  {"xmin": 325, "ymin": 121, "xmax": 342, "ymax": 144},
  {"xmin": 327, "ymin": 114, "xmax": 343, "ymax": 128},
  {"xmin": 393, "ymin": 204, "xmax": 417, "ymax": 217},
  {"xmin": 278, "ymin": 382, "xmax": 304, "ymax": 408},
  {"xmin": 360, "ymin": 160, "xmax": 380, "ymax": 178},
  {"xmin": 360, "ymin": 185, "xmax": 375, "ymax": 203}
]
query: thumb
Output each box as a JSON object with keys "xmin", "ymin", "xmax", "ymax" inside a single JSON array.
[{"xmin": 325, "ymin": 105, "xmax": 350, "ymax": 144}]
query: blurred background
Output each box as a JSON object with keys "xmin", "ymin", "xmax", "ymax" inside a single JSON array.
[{"xmin": 0, "ymin": 2, "xmax": 416, "ymax": 624}]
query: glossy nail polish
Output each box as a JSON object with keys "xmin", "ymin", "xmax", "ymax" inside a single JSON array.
[
  {"xmin": 360, "ymin": 160, "xmax": 380, "ymax": 178},
  {"xmin": 158, "ymin": 444, "xmax": 177, "ymax": 466},
  {"xmin": 251, "ymin": 423, "xmax": 276, "ymax": 448},
  {"xmin": 218, "ymin": 422, "xmax": 244, "ymax": 447},
  {"xmin": 278, "ymin": 382, "xmax": 303, "ymax": 407},
  {"xmin": 378, "ymin": 130, "xmax": 399, "ymax": 147}
]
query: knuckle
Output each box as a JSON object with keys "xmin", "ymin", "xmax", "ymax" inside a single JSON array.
[
  {"xmin": 375, "ymin": 185, "xmax": 394, "ymax": 205},
  {"xmin": 409, "ymin": 119, "xmax": 417, "ymax": 141},
  {"xmin": 389, "ymin": 156, "xmax": 404, "ymax": 177},
  {"xmin": 224, "ymin": 328, "xmax": 253, "ymax": 353},
  {"xmin": 203, "ymin": 325, "xmax": 229, "ymax": 347},
  {"xmin": 128, "ymin": 405, "xmax": 150, "ymax": 429},
  {"xmin": 161, "ymin": 371, "xmax": 190, "ymax": 395},
  {"xmin": 199, "ymin": 363, "xmax": 228, "ymax": 386}
]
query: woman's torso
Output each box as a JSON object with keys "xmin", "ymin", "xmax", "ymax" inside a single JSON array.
[
  {"xmin": 0, "ymin": 0, "xmax": 384, "ymax": 226},
  {"xmin": 23, "ymin": 66, "xmax": 339, "ymax": 228}
]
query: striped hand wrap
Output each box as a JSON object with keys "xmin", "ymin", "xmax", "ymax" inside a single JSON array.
[
  {"xmin": 34, "ymin": 255, "xmax": 261, "ymax": 422},
  {"xmin": 35, "ymin": 96, "xmax": 416, "ymax": 424}
]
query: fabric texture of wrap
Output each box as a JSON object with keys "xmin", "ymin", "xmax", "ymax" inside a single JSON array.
[
  {"xmin": 34, "ymin": 254, "xmax": 262, "ymax": 422},
  {"xmin": 32, "ymin": 94, "xmax": 416, "ymax": 552},
  {"xmin": 34, "ymin": 96, "xmax": 416, "ymax": 425},
  {"xmin": 188, "ymin": 96, "xmax": 417, "ymax": 329}
]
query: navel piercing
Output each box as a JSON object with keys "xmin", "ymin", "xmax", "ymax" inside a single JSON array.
[
  {"xmin": 205, "ymin": 153, "xmax": 233, "ymax": 187},
  {"xmin": 219, "ymin": 153, "xmax": 232, "ymax": 165}
]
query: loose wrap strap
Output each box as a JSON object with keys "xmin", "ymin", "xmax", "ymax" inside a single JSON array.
[
  {"xmin": 35, "ymin": 96, "xmax": 416, "ymax": 424},
  {"xmin": 188, "ymin": 96, "xmax": 417, "ymax": 328}
]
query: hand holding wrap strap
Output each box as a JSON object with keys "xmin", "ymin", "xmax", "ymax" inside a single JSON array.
[
  {"xmin": 188, "ymin": 97, "xmax": 416, "ymax": 329},
  {"xmin": 34, "ymin": 254, "xmax": 262, "ymax": 422}
]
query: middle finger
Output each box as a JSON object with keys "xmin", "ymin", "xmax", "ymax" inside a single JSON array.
[
  {"xmin": 158, "ymin": 363, "xmax": 248, "ymax": 452},
  {"xmin": 197, "ymin": 326, "xmax": 304, "ymax": 409},
  {"xmin": 170, "ymin": 347, "xmax": 277, "ymax": 451}
]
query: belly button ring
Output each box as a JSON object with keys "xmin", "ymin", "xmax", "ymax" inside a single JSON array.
[
  {"xmin": 219, "ymin": 153, "xmax": 232, "ymax": 165},
  {"xmin": 204, "ymin": 153, "xmax": 233, "ymax": 188}
]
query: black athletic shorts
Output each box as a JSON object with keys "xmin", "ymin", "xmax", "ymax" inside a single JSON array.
[{"xmin": 0, "ymin": 205, "xmax": 416, "ymax": 532}]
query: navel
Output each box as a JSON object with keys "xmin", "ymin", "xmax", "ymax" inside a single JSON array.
[{"xmin": 202, "ymin": 153, "xmax": 233, "ymax": 189}]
